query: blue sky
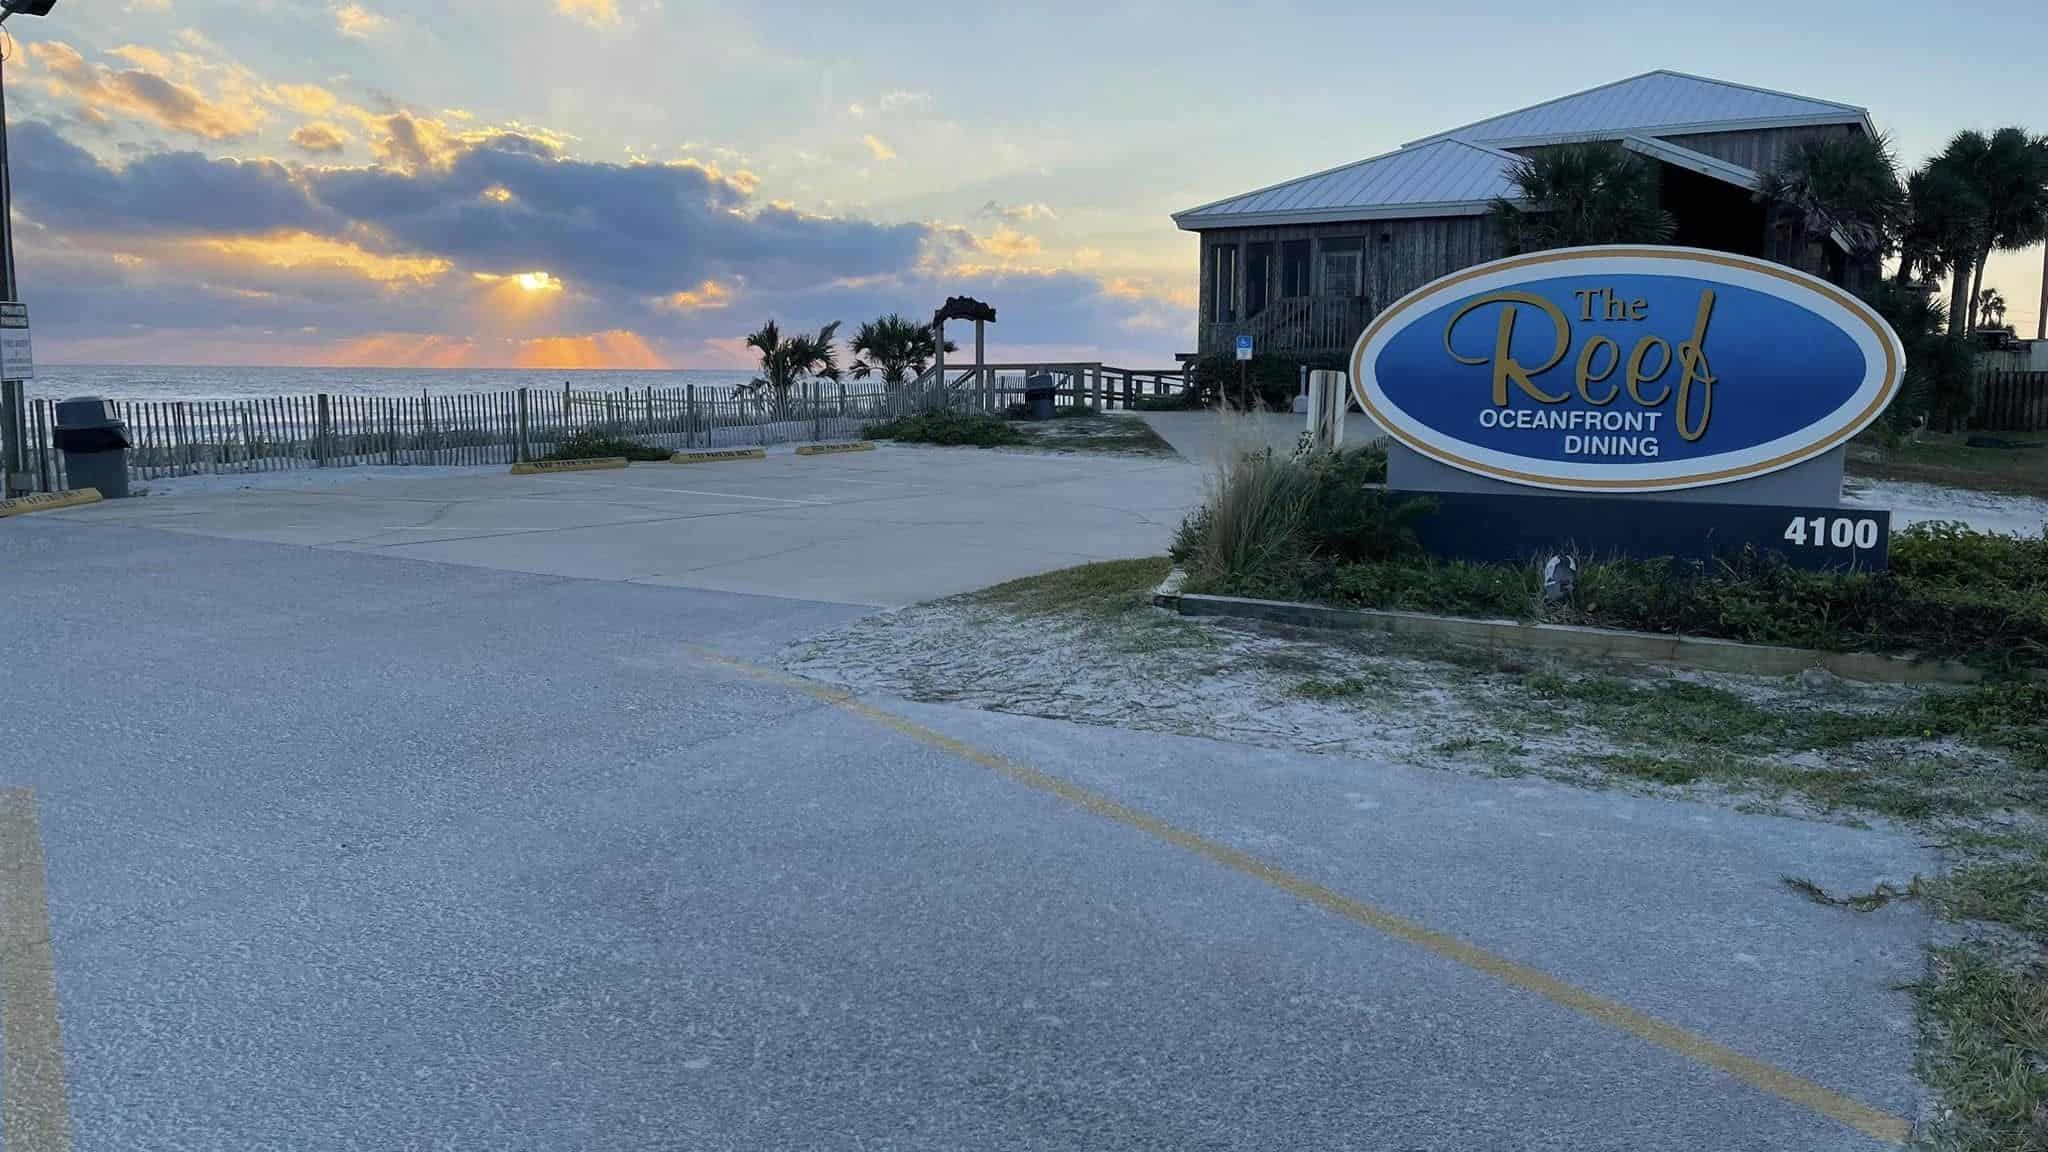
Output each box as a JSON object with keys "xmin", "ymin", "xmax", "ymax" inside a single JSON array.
[{"xmin": 10, "ymin": 0, "xmax": 2045, "ymax": 367}]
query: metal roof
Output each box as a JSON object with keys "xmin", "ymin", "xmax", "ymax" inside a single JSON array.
[
  {"xmin": 1408, "ymin": 70, "xmax": 1870, "ymax": 148},
  {"xmin": 1171, "ymin": 138, "xmax": 1522, "ymax": 230},
  {"xmin": 1618, "ymin": 134, "xmax": 1760, "ymax": 190},
  {"xmin": 1174, "ymin": 69, "xmax": 1872, "ymax": 231}
]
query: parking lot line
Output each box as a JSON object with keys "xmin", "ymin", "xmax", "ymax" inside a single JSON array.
[
  {"xmin": 691, "ymin": 648, "xmax": 1914, "ymax": 1147},
  {"xmin": 0, "ymin": 789, "xmax": 73, "ymax": 1152}
]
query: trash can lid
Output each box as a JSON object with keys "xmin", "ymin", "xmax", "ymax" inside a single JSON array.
[{"xmin": 55, "ymin": 396, "xmax": 117, "ymax": 425}]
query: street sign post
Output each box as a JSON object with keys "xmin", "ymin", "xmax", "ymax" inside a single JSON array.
[{"xmin": 1, "ymin": 302, "xmax": 32, "ymax": 380}]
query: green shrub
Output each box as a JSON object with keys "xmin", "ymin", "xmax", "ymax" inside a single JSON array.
[
  {"xmin": 1132, "ymin": 392, "xmax": 1202, "ymax": 412},
  {"xmin": 1174, "ymin": 446, "xmax": 1428, "ymax": 594},
  {"xmin": 1187, "ymin": 353, "xmax": 1347, "ymax": 411},
  {"xmin": 544, "ymin": 431, "xmax": 671, "ymax": 462},
  {"xmin": 1175, "ymin": 451, "xmax": 1319, "ymax": 594},
  {"xmin": 863, "ymin": 411, "xmax": 1027, "ymax": 447}
]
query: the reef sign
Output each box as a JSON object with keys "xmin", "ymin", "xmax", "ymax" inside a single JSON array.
[{"xmin": 1352, "ymin": 247, "xmax": 1904, "ymax": 493}]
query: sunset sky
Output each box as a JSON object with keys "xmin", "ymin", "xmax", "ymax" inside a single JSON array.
[{"xmin": 9, "ymin": 0, "xmax": 2045, "ymax": 370}]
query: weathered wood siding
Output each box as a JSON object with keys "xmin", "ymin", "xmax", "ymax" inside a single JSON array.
[
  {"xmin": 1194, "ymin": 215, "xmax": 1502, "ymax": 356},
  {"xmin": 1657, "ymin": 124, "xmax": 1859, "ymax": 174}
]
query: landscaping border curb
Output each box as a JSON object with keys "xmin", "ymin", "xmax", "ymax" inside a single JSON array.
[
  {"xmin": 670, "ymin": 448, "xmax": 766, "ymax": 464},
  {"xmin": 0, "ymin": 488, "xmax": 103, "ymax": 518},
  {"xmin": 795, "ymin": 441, "xmax": 876, "ymax": 456},
  {"xmin": 509, "ymin": 457, "xmax": 629, "ymax": 475},
  {"xmin": 1152, "ymin": 570, "xmax": 1988, "ymax": 686}
]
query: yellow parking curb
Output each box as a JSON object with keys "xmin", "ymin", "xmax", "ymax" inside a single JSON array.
[
  {"xmin": 794, "ymin": 441, "xmax": 876, "ymax": 457},
  {"xmin": 671, "ymin": 448, "xmax": 767, "ymax": 464},
  {"xmin": 509, "ymin": 457, "xmax": 629, "ymax": 475},
  {"xmin": 0, "ymin": 488, "xmax": 102, "ymax": 518}
]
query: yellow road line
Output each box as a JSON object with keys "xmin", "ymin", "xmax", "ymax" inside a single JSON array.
[
  {"xmin": 695, "ymin": 649, "xmax": 1912, "ymax": 1146},
  {"xmin": 0, "ymin": 789, "xmax": 73, "ymax": 1152},
  {"xmin": 0, "ymin": 489, "xmax": 102, "ymax": 519}
]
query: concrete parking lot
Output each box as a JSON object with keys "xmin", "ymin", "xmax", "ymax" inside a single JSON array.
[
  {"xmin": 1, "ymin": 438, "xmax": 1930, "ymax": 1150},
  {"xmin": 40, "ymin": 443, "xmax": 1205, "ymax": 607}
]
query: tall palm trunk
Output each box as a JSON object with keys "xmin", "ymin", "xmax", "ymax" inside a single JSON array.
[
  {"xmin": 1949, "ymin": 256, "xmax": 1975, "ymax": 335},
  {"xmin": 2039, "ymin": 242, "xmax": 2047, "ymax": 341},
  {"xmin": 1968, "ymin": 247, "xmax": 1990, "ymax": 333}
]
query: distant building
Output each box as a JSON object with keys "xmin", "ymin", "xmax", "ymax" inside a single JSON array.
[{"xmin": 1173, "ymin": 70, "xmax": 1880, "ymax": 362}]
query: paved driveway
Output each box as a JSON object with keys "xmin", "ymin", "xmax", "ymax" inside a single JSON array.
[
  {"xmin": 41, "ymin": 443, "xmax": 1203, "ymax": 606},
  {"xmin": 0, "ymin": 444, "xmax": 1930, "ymax": 1150}
]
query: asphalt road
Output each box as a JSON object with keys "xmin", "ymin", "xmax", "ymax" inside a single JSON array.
[{"xmin": 1, "ymin": 489, "xmax": 1931, "ymax": 1150}]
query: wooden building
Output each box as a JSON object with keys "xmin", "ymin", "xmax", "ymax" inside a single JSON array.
[{"xmin": 1173, "ymin": 71, "xmax": 1880, "ymax": 361}]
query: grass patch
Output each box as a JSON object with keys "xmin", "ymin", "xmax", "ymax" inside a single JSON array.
[
  {"xmin": 543, "ymin": 431, "xmax": 672, "ymax": 462},
  {"xmin": 965, "ymin": 557, "xmax": 1171, "ymax": 618},
  {"xmin": 863, "ymin": 411, "xmax": 1027, "ymax": 447},
  {"xmin": 1933, "ymin": 859, "xmax": 2048, "ymax": 939},
  {"xmin": 1294, "ymin": 675, "xmax": 1384, "ymax": 701},
  {"xmin": 1015, "ymin": 416, "xmax": 1176, "ymax": 456},
  {"xmin": 1917, "ymin": 945, "xmax": 2048, "ymax": 1152},
  {"xmin": 1850, "ymin": 432, "xmax": 2048, "ymax": 499},
  {"xmin": 1595, "ymin": 751, "xmax": 1710, "ymax": 786}
]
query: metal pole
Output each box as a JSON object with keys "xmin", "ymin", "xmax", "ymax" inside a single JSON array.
[{"xmin": 0, "ymin": 52, "xmax": 25, "ymax": 496}]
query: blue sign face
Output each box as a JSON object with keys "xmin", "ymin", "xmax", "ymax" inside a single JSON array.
[{"xmin": 1350, "ymin": 247, "xmax": 1903, "ymax": 492}]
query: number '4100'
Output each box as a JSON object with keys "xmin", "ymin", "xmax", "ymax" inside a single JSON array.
[{"xmin": 1784, "ymin": 516, "xmax": 1880, "ymax": 550}]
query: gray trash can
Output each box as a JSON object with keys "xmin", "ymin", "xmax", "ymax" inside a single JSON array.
[
  {"xmin": 53, "ymin": 397, "xmax": 131, "ymax": 498},
  {"xmin": 1023, "ymin": 372, "xmax": 1057, "ymax": 421}
]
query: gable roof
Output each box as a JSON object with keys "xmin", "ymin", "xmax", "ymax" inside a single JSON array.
[
  {"xmin": 1406, "ymin": 70, "xmax": 1870, "ymax": 148},
  {"xmin": 1175, "ymin": 69, "xmax": 1872, "ymax": 232},
  {"xmin": 1171, "ymin": 138, "xmax": 1522, "ymax": 230}
]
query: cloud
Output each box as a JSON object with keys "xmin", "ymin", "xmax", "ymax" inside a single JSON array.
[
  {"xmin": 878, "ymin": 90, "xmax": 930, "ymax": 111},
  {"xmin": 25, "ymin": 40, "xmax": 263, "ymax": 140},
  {"xmin": 125, "ymin": 0, "xmax": 173, "ymax": 9},
  {"xmin": 332, "ymin": 4, "xmax": 389, "ymax": 39},
  {"xmin": 555, "ymin": 0, "xmax": 621, "ymax": 27},
  {"xmin": 270, "ymin": 83, "xmax": 340, "ymax": 117},
  {"xmin": 304, "ymin": 134, "xmax": 927, "ymax": 295},
  {"xmin": 352, "ymin": 109, "xmax": 569, "ymax": 172},
  {"xmin": 10, "ymin": 121, "xmax": 335, "ymax": 237},
  {"xmin": 662, "ymin": 281, "xmax": 734, "ymax": 311},
  {"xmin": 977, "ymin": 200, "xmax": 1057, "ymax": 222},
  {"xmin": 860, "ymin": 134, "xmax": 896, "ymax": 161},
  {"xmin": 846, "ymin": 103, "xmax": 866, "ymax": 118},
  {"xmin": 976, "ymin": 226, "xmax": 1042, "ymax": 260},
  {"xmin": 290, "ymin": 122, "xmax": 350, "ymax": 154}
]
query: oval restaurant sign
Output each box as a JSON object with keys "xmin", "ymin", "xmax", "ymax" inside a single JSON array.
[{"xmin": 1350, "ymin": 246, "xmax": 1904, "ymax": 492}]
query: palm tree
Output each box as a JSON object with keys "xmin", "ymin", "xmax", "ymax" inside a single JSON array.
[
  {"xmin": 1976, "ymin": 288, "xmax": 2008, "ymax": 329},
  {"xmin": 1929, "ymin": 129, "xmax": 2048, "ymax": 334},
  {"xmin": 742, "ymin": 319, "xmax": 841, "ymax": 418},
  {"xmin": 1489, "ymin": 142, "xmax": 1676, "ymax": 253},
  {"xmin": 1757, "ymin": 133, "xmax": 1903, "ymax": 274},
  {"xmin": 1895, "ymin": 163, "xmax": 1979, "ymax": 289},
  {"xmin": 848, "ymin": 314, "xmax": 953, "ymax": 387}
]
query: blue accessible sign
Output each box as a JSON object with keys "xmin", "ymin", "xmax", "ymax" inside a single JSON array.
[{"xmin": 1350, "ymin": 247, "xmax": 1904, "ymax": 493}]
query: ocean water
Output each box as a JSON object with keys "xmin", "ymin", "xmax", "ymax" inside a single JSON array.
[{"xmin": 25, "ymin": 365, "xmax": 759, "ymax": 402}]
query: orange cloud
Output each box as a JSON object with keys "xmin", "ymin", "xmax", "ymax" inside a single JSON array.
[
  {"xmin": 26, "ymin": 40, "xmax": 262, "ymax": 140},
  {"xmin": 333, "ymin": 3, "xmax": 389, "ymax": 39},
  {"xmin": 861, "ymin": 134, "xmax": 896, "ymax": 161},
  {"xmin": 184, "ymin": 232, "xmax": 450, "ymax": 287},
  {"xmin": 271, "ymin": 83, "xmax": 340, "ymax": 117},
  {"xmin": 978, "ymin": 226, "xmax": 1042, "ymax": 260},
  {"xmin": 290, "ymin": 122, "xmax": 350, "ymax": 153},
  {"xmin": 661, "ymin": 280, "xmax": 734, "ymax": 311},
  {"xmin": 556, "ymin": 0, "xmax": 621, "ymax": 27},
  {"xmin": 1102, "ymin": 276, "xmax": 1196, "ymax": 309},
  {"xmin": 353, "ymin": 109, "xmax": 570, "ymax": 172},
  {"xmin": 516, "ymin": 330, "xmax": 666, "ymax": 369}
]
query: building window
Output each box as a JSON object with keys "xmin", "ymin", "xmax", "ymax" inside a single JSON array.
[
  {"xmin": 1280, "ymin": 240, "xmax": 1312, "ymax": 297},
  {"xmin": 1320, "ymin": 241, "xmax": 1363, "ymax": 298},
  {"xmin": 1245, "ymin": 243, "xmax": 1273, "ymax": 319},
  {"xmin": 1210, "ymin": 246, "xmax": 1238, "ymax": 323}
]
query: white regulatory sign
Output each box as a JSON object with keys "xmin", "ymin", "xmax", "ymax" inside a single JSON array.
[{"xmin": 0, "ymin": 303, "xmax": 32, "ymax": 381}]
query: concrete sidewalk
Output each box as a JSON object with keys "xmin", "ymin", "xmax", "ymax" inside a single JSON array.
[{"xmin": 39, "ymin": 442, "xmax": 1204, "ymax": 606}]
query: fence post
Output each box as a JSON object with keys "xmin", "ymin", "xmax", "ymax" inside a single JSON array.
[
  {"xmin": 516, "ymin": 387, "xmax": 531, "ymax": 463},
  {"xmin": 34, "ymin": 398, "xmax": 51, "ymax": 492},
  {"xmin": 811, "ymin": 377, "xmax": 821, "ymax": 442},
  {"xmin": 686, "ymin": 384, "xmax": 696, "ymax": 449},
  {"xmin": 314, "ymin": 393, "xmax": 331, "ymax": 467}
]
